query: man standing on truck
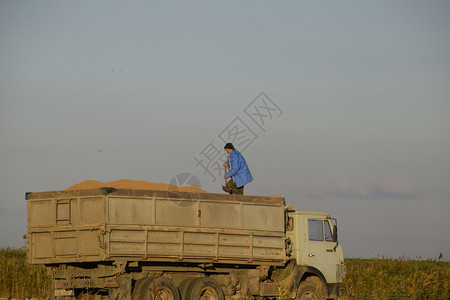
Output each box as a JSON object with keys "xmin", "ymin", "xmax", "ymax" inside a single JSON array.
[{"xmin": 222, "ymin": 143, "xmax": 253, "ymax": 195}]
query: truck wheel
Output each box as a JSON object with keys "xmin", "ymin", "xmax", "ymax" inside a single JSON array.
[
  {"xmin": 185, "ymin": 277, "xmax": 225, "ymax": 300},
  {"xmin": 136, "ymin": 277, "xmax": 180, "ymax": 300},
  {"xmin": 178, "ymin": 278, "xmax": 195, "ymax": 300},
  {"xmin": 296, "ymin": 281, "xmax": 326, "ymax": 300},
  {"xmin": 133, "ymin": 278, "xmax": 146, "ymax": 299}
]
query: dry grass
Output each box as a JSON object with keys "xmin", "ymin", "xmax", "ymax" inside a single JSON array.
[
  {"xmin": 1, "ymin": 249, "xmax": 449, "ymax": 299},
  {"xmin": 0, "ymin": 248, "xmax": 50, "ymax": 299},
  {"xmin": 341, "ymin": 258, "xmax": 450, "ymax": 299}
]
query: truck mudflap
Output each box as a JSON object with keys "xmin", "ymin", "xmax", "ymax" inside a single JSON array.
[{"xmin": 327, "ymin": 283, "xmax": 340, "ymax": 299}]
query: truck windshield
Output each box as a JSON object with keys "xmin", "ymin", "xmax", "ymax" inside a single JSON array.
[{"xmin": 308, "ymin": 219, "xmax": 335, "ymax": 242}]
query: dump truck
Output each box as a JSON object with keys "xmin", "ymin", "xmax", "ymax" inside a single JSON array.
[{"xmin": 25, "ymin": 188, "xmax": 345, "ymax": 299}]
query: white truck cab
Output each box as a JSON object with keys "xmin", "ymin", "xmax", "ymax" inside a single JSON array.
[{"xmin": 287, "ymin": 210, "xmax": 346, "ymax": 298}]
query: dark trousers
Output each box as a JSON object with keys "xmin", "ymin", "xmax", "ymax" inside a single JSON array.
[{"xmin": 226, "ymin": 178, "xmax": 244, "ymax": 195}]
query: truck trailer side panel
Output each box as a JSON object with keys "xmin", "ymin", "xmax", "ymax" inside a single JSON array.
[{"xmin": 26, "ymin": 188, "xmax": 287, "ymax": 266}]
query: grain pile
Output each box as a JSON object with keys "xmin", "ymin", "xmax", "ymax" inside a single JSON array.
[{"xmin": 65, "ymin": 179, "xmax": 207, "ymax": 193}]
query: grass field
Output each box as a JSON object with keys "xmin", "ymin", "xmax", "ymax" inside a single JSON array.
[
  {"xmin": 1, "ymin": 248, "xmax": 448, "ymax": 299},
  {"xmin": 0, "ymin": 248, "xmax": 50, "ymax": 299},
  {"xmin": 341, "ymin": 257, "xmax": 449, "ymax": 299}
]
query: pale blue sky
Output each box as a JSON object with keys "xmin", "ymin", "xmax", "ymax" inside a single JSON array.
[{"xmin": 1, "ymin": 1, "xmax": 449, "ymax": 259}]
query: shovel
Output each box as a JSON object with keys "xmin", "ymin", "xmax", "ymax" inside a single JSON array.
[
  {"xmin": 224, "ymin": 166, "xmax": 228, "ymax": 185},
  {"xmin": 222, "ymin": 165, "xmax": 231, "ymax": 193}
]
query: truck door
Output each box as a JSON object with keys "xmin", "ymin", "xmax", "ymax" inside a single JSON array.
[{"xmin": 307, "ymin": 218, "xmax": 339, "ymax": 283}]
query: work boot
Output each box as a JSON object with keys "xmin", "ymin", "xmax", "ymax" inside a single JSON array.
[{"xmin": 222, "ymin": 185, "xmax": 231, "ymax": 193}]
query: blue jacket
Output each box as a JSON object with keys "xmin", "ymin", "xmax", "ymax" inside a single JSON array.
[{"xmin": 225, "ymin": 149, "xmax": 253, "ymax": 188}]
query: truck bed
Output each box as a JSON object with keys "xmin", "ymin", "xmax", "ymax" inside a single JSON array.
[{"xmin": 26, "ymin": 188, "xmax": 287, "ymax": 266}]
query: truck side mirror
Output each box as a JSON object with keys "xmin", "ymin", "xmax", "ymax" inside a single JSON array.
[{"xmin": 332, "ymin": 225, "xmax": 338, "ymax": 242}]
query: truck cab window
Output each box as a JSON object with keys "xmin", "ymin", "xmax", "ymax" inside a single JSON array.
[
  {"xmin": 308, "ymin": 220, "xmax": 323, "ymax": 241},
  {"xmin": 324, "ymin": 221, "xmax": 333, "ymax": 242}
]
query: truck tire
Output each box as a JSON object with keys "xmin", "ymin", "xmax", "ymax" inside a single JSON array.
[
  {"xmin": 185, "ymin": 277, "xmax": 225, "ymax": 300},
  {"xmin": 296, "ymin": 281, "xmax": 326, "ymax": 300},
  {"xmin": 136, "ymin": 277, "xmax": 180, "ymax": 300},
  {"xmin": 133, "ymin": 278, "xmax": 148, "ymax": 299},
  {"xmin": 177, "ymin": 278, "xmax": 195, "ymax": 300}
]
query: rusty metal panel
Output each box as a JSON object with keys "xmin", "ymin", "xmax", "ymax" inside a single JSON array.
[
  {"xmin": 54, "ymin": 231, "xmax": 77, "ymax": 256},
  {"xmin": 107, "ymin": 197, "xmax": 153, "ymax": 225},
  {"xmin": 109, "ymin": 228, "xmax": 146, "ymax": 255},
  {"xmin": 29, "ymin": 200, "xmax": 53, "ymax": 227},
  {"xmin": 218, "ymin": 245, "xmax": 249, "ymax": 257},
  {"xmin": 29, "ymin": 228, "xmax": 104, "ymax": 263},
  {"xmin": 26, "ymin": 188, "xmax": 285, "ymax": 205},
  {"xmin": 79, "ymin": 197, "xmax": 105, "ymax": 224},
  {"xmin": 106, "ymin": 195, "xmax": 284, "ymax": 233},
  {"xmin": 56, "ymin": 199, "xmax": 71, "ymax": 224},
  {"xmin": 110, "ymin": 241, "xmax": 144, "ymax": 254},
  {"xmin": 200, "ymin": 201, "xmax": 241, "ymax": 228},
  {"xmin": 106, "ymin": 226, "xmax": 285, "ymax": 264},
  {"xmin": 253, "ymin": 235, "xmax": 283, "ymax": 248},
  {"xmin": 148, "ymin": 230, "xmax": 182, "ymax": 242},
  {"xmin": 242, "ymin": 204, "xmax": 284, "ymax": 231},
  {"xmin": 253, "ymin": 247, "xmax": 283, "ymax": 259},
  {"xmin": 148, "ymin": 242, "xmax": 181, "ymax": 256},
  {"xmin": 253, "ymin": 235, "xmax": 285, "ymax": 259},
  {"xmin": 32, "ymin": 232, "xmax": 53, "ymax": 258},
  {"xmin": 79, "ymin": 230, "xmax": 102, "ymax": 255},
  {"xmin": 154, "ymin": 198, "xmax": 198, "ymax": 226},
  {"xmin": 185, "ymin": 243, "xmax": 216, "ymax": 256},
  {"xmin": 184, "ymin": 232, "xmax": 216, "ymax": 244},
  {"xmin": 110, "ymin": 228, "xmax": 146, "ymax": 241},
  {"xmin": 70, "ymin": 198, "xmax": 79, "ymax": 224},
  {"xmin": 27, "ymin": 188, "xmax": 287, "ymax": 265},
  {"xmin": 220, "ymin": 233, "xmax": 250, "ymax": 246}
]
